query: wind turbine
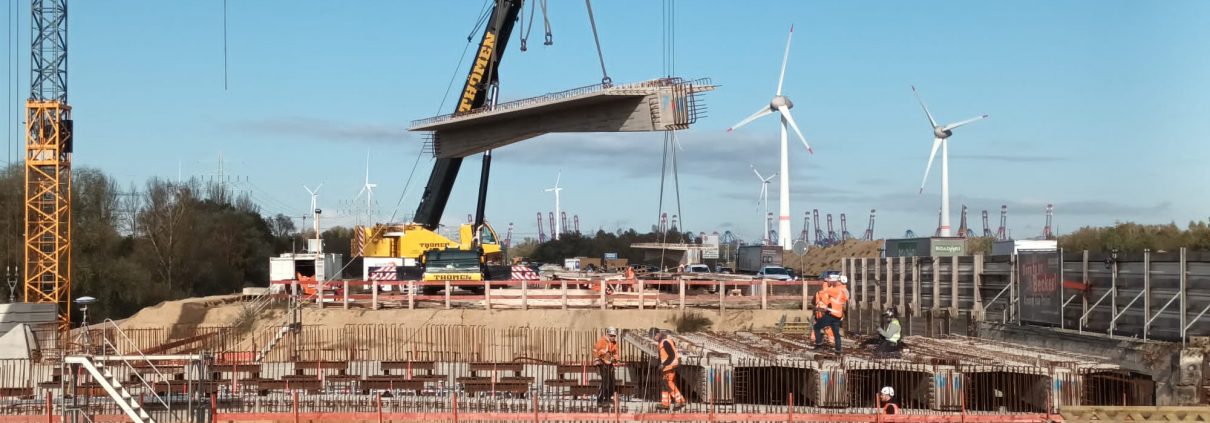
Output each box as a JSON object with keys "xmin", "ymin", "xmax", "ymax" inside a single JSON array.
[
  {"xmin": 911, "ymin": 85, "xmax": 988, "ymax": 237},
  {"xmin": 354, "ymin": 151, "xmax": 378, "ymax": 224},
  {"xmin": 544, "ymin": 171, "xmax": 563, "ymax": 241},
  {"xmin": 728, "ymin": 25, "xmax": 813, "ymax": 250},
  {"xmin": 752, "ymin": 165, "xmax": 777, "ymax": 246},
  {"xmin": 303, "ymin": 184, "xmax": 323, "ymax": 252}
]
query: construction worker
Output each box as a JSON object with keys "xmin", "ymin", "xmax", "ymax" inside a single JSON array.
[
  {"xmin": 879, "ymin": 386, "xmax": 899, "ymax": 414},
  {"xmin": 656, "ymin": 331, "xmax": 686, "ymax": 410},
  {"xmin": 862, "ymin": 309, "xmax": 903, "ymax": 357},
  {"xmin": 810, "ymin": 281, "xmax": 835, "ymax": 346},
  {"xmin": 594, "ymin": 327, "xmax": 621, "ymax": 407},
  {"xmin": 813, "ymin": 275, "xmax": 848, "ymax": 354}
]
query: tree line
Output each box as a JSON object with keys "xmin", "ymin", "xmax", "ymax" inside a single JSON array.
[{"xmin": 0, "ymin": 164, "xmax": 302, "ymax": 322}]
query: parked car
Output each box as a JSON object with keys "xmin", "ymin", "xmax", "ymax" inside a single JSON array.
[
  {"xmin": 755, "ymin": 266, "xmax": 793, "ymax": 281},
  {"xmin": 684, "ymin": 264, "xmax": 711, "ymax": 274}
]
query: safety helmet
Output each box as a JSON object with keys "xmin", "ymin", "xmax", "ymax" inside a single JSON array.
[
  {"xmin": 606, "ymin": 327, "xmax": 618, "ymax": 336},
  {"xmin": 882, "ymin": 309, "xmax": 897, "ymax": 318},
  {"xmin": 880, "ymin": 386, "xmax": 895, "ymax": 397},
  {"xmin": 826, "ymin": 274, "xmax": 840, "ymax": 282},
  {"xmin": 838, "ymin": 275, "xmax": 849, "ymax": 284}
]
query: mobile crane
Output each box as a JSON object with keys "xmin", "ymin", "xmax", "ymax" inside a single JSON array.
[{"xmin": 354, "ymin": 0, "xmax": 522, "ymax": 292}]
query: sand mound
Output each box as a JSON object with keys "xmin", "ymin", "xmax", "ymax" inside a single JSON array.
[
  {"xmin": 120, "ymin": 294, "xmax": 243, "ymax": 328},
  {"xmin": 782, "ymin": 239, "xmax": 882, "ymax": 277}
]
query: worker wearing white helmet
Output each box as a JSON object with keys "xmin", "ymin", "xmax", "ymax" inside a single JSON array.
[
  {"xmin": 593, "ymin": 327, "xmax": 621, "ymax": 407},
  {"xmin": 813, "ymin": 273, "xmax": 849, "ymax": 354},
  {"xmin": 879, "ymin": 386, "xmax": 899, "ymax": 414}
]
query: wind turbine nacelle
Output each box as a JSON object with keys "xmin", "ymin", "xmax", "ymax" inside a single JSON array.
[
  {"xmin": 934, "ymin": 127, "xmax": 952, "ymax": 139},
  {"xmin": 770, "ymin": 95, "xmax": 793, "ymax": 110}
]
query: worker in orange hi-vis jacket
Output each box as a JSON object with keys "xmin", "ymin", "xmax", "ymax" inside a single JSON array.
[
  {"xmin": 810, "ymin": 284, "xmax": 835, "ymax": 346},
  {"xmin": 593, "ymin": 328, "xmax": 622, "ymax": 407},
  {"xmin": 813, "ymin": 274, "xmax": 849, "ymax": 354},
  {"xmin": 656, "ymin": 331, "xmax": 686, "ymax": 410}
]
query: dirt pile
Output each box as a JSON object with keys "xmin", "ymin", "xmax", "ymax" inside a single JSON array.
[
  {"xmin": 119, "ymin": 295, "xmax": 815, "ymax": 335},
  {"xmin": 782, "ymin": 239, "xmax": 883, "ymax": 277},
  {"xmin": 120, "ymin": 294, "xmax": 244, "ymax": 328}
]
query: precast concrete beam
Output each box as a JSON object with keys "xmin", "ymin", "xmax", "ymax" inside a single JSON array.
[{"xmin": 410, "ymin": 77, "xmax": 715, "ymax": 159}]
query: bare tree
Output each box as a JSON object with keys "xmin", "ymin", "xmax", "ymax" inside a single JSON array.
[{"xmin": 138, "ymin": 179, "xmax": 194, "ymax": 292}]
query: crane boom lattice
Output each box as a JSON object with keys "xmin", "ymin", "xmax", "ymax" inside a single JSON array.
[{"xmin": 24, "ymin": 0, "xmax": 73, "ymax": 331}]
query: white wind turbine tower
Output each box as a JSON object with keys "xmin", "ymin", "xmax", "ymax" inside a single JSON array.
[
  {"xmin": 728, "ymin": 25, "xmax": 813, "ymax": 250},
  {"xmin": 354, "ymin": 151, "xmax": 378, "ymax": 224},
  {"xmin": 911, "ymin": 85, "xmax": 988, "ymax": 237},
  {"xmin": 303, "ymin": 184, "xmax": 323, "ymax": 253},
  {"xmin": 544, "ymin": 171, "xmax": 563, "ymax": 241},
  {"xmin": 751, "ymin": 165, "xmax": 777, "ymax": 246}
]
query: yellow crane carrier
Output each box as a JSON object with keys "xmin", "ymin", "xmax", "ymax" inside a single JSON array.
[{"xmin": 353, "ymin": 223, "xmax": 509, "ymax": 294}]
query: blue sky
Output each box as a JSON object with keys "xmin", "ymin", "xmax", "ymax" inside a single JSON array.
[{"xmin": 4, "ymin": 1, "xmax": 1208, "ymax": 242}]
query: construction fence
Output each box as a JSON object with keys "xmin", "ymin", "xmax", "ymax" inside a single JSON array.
[
  {"xmin": 842, "ymin": 248, "xmax": 1210, "ymax": 343},
  {"xmin": 269, "ymin": 278, "xmax": 823, "ymax": 312}
]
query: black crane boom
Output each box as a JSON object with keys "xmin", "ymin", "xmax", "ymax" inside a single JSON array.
[{"xmin": 413, "ymin": 0, "xmax": 523, "ymax": 231}]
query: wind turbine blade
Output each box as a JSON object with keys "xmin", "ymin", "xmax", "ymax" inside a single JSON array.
[
  {"xmin": 919, "ymin": 138, "xmax": 942, "ymax": 194},
  {"xmin": 728, "ymin": 106, "xmax": 774, "ymax": 132},
  {"xmin": 555, "ymin": 171, "xmax": 561, "ymax": 188},
  {"xmin": 942, "ymin": 114, "xmax": 989, "ymax": 131},
  {"xmin": 752, "ymin": 166, "xmax": 764, "ymax": 181},
  {"xmin": 355, "ymin": 186, "xmax": 367, "ymax": 199},
  {"xmin": 758, "ymin": 184, "xmax": 765, "ymax": 205},
  {"xmin": 765, "ymin": 173, "xmax": 777, "ymax": 182},
  {"xmin": 777, "ymin": 106, "xmax": 813, "ymax": 154},
  {"xmin": 776, "ymin": 25, "xmax": 794, "ymax": 96},
  {"xmin": 911, "ymin": 85, "xmax": 939, "ymax": 129}
]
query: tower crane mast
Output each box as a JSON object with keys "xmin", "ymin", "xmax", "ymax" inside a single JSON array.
[{"xmin": 24, "ymin": 0, "xmax": 73, "ymax": 330}]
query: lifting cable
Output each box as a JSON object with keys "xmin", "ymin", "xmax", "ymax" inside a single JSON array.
[
  {"xmin": 6, "ymin": 0, "xmax": 13, "ymax": 166},
  {"xmin": 583, "ymin": 0, "xmax": 611, "ymax": 86},
  {"xmin": 541, "ymin": 0, "xmax": 553, "ymax": 46},
  {"xmin": 223, "ymin": 0, "xmax": 228, "ymax": 90},
  {"xmin": 519, "ymin": 0, "xmax": 552, "ymax": 51},
  {"xmin": 655, "ymin": 0, "xmax": 683, "ymax": 264}
]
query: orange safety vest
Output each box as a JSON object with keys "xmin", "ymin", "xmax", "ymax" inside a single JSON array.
[
  {"xmin": 593, "ymin": 336, "xmax": 620, "ymax": 364},
  {"xmin": 593, "ymin": 281, "xmax": 614, "ymax": 294},
  {"xmin": 826, "ymin": 285, "xmax": 849, "ymax": 318},
  {"xmin": 658, "ymin": 338, "xmax": 680, "ymax": 371},
  {"xmin": 882, "ymin": 402, "xmax": 899, "ymax": 415},
  {"xmin": 813, "ymin": 289, "xmax": 830, "ymax": 318}
]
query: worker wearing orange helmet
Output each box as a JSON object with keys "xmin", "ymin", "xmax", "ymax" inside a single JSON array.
[{"xmin": 656, "ymin": 331, "xmax": 686, "ymax": 410}]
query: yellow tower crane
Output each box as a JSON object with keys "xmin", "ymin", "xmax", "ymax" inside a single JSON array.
[{"xmin": 23, "ymin": 0, "xmax": 73, "ymax": 331}]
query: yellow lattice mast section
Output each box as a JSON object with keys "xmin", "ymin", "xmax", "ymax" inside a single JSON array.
[{"xmin": 23, "ymin": 0, "xmax": 72, "ymax": 330}]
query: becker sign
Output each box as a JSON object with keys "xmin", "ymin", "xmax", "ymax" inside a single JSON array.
[{"xmin": 1018, "ymin": 250, "xmax": 1062, "ymax": 326}]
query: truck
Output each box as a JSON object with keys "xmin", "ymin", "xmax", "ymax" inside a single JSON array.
[
  {"xmin": 353, "ymin": 222, "xmax": 510, "ymax": 293},
  {"xmin": 736, "ymin": 245, "xmax": 783, "ymax": 274}
]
